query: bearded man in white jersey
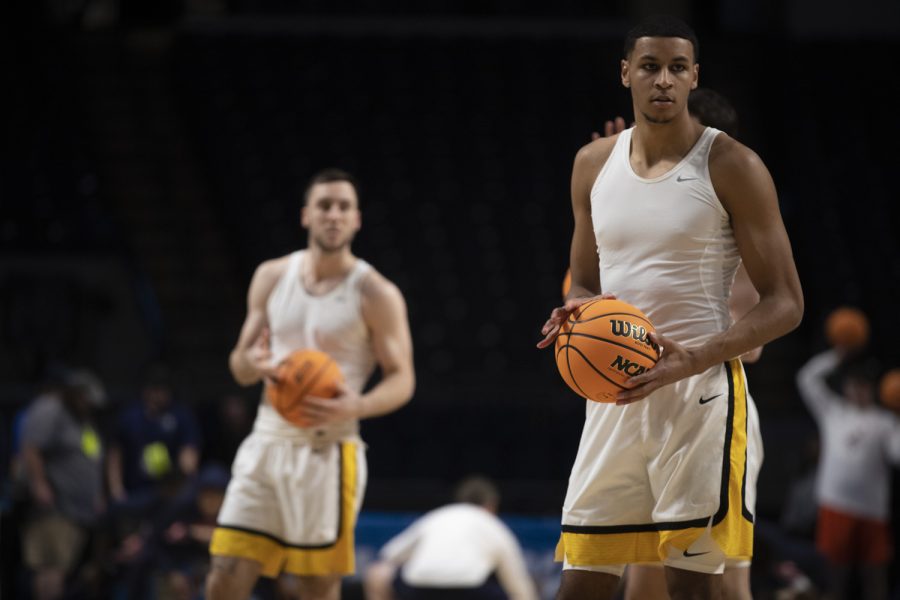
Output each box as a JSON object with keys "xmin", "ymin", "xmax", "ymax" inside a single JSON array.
[
  {"xmin": 207, "ymin": 168, "xmax": 416, "ymax": 600},
  {"xmin": 537, "ymin": 16, "xmax": 803, "ymax": 600}
]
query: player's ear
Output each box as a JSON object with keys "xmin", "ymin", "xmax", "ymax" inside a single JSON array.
[
  {"xmin": 621, "ymin": 59, "xmax": 630, "ymax": 88},
  {"xmin": 300, "ymin": 204, "xmax": 310, "ymax": 229},
  {"xmin": 691, "ymin": 63, "xmax": 699, "ymax": 90}
]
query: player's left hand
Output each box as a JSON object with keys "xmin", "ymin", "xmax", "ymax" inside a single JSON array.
[
  {"xmin": 298, "ymin": 383, "xmax": 364, "ymax": 426},
  {"xmin": 615, "ymin": 332, "xmax": 702, "ymax": 405}
]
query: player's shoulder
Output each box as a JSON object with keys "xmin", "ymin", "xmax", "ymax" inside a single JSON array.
[
  {"xmin": 247, "ymin": 254, "xmax": 293, "ymax": 301},
  {"xmin": 360, "ymin": 266, "xmax": 404, "ymax": 306},
  {"xmin": 709, "ymin": 133, "xmax": 765, "ymax": 176},
  {"xmin": 572, "ymin": 134, "xmax": 620, "ymax": 194},
  {"xmin": 254, "ymin": 254, "xmax": 292, "ymax": 281},
  {"xmin": 574, "ymin": 134, "xmax": 619, "ymax": 169}
]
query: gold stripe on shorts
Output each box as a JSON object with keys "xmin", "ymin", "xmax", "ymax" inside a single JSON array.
[
  {"xmin": 210, "ymin": 441, "xmax": 360, "ymax": 577},
  {"xmin": 558, "ymin": 360, "xmax": 754, "ymax": 566}
]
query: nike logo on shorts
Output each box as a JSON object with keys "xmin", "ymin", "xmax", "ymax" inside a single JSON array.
[
  {"xmin": 699, "ymin": 394, "xmax": 722, "ymax": 405},
  {"xmin": 676, "ymin": 175, "xmax": 697, "ymax": 182},
  {"xmin": 683, "ymin": 549, "xmax": 711, "ymax": 558}
]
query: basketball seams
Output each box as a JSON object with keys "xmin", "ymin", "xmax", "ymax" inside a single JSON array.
[
  {"xmin": 562, "ymin": 344, "xmax": 629, "ymax": 392},
  {"xmin": 560, "ymin": 341, "xmax": 592, "ymax": 400}
]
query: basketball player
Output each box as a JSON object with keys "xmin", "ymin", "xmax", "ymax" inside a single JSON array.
[
  {"xmin": 206, "ymin": 168, "xmax": 416, "ymax": 600},
  {"xmin": 619, "ymin": 89, "xmax": 761, "ymax": 600},
  {"xmin": 537, "ymin": 16, "xmax": 803, "ymax": 600}
]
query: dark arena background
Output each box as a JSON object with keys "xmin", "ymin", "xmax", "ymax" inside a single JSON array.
[{"xmin": 2, "ymin": 0, "xmax": 900, "ymax": 598}]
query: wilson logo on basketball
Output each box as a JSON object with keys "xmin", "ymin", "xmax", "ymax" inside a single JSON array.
[
  {"xmin": 610, "ymin": 320, "xmax": 660, "ymax": 352},
  {"xmin": 610, "ymin": 355, "xmax": 647, "ymax": 376}
]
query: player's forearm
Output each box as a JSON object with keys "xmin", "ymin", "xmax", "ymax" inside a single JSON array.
[
  {"xmin": 229, "ymin": 349, "xmax": 262, "ymax": 386},
  {"xmin": 692, "ymin": 293, "xmax": 802, "ymax": 373},
  {"xmin": 565, "ymin": 283, "xmax": 599, "ymax": 301},
  {"xmin": 358, "ymin": 369, "xmax": 415, "ymax": 420}
]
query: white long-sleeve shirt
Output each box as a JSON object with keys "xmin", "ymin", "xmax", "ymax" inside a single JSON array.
[
  {"xmin": 796, "ymin": 350, "xmax": 900, "ymax": 520},
  {"xmin": 380, "ymin": 503, "xmax": 538, "ymax": 600}
]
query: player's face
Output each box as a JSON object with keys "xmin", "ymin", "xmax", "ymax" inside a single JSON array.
[
  {"xmin": 302, "ymin": 181, "xmax": 361, "ymax": 253},
  {"xmin": 621, "ymin": 37, "xmax": 699, "ymax": 125}
]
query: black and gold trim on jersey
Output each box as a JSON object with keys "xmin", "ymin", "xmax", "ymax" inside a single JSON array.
[
  {"xmin": 556, "ymin": 360, "xmax": 754, "ymax": 565},
  {"xmin": 210, "ymin": 441, "xmax": 360, "ymax": 577}
]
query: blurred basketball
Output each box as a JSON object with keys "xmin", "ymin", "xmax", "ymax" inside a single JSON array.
[
  {"xmin": 555, "ymin": 299, "xmax": 660, "ymax": 402},
  {"xmin": 825, "ymin": 307, "xmax": 869, "ymax": 351},
  {"xmin": 562, "ymin": 269, "xmax": 572, "ymax": 298},
  {"xmin": 267, "ymin": 349, "xmax": 343, "ymax": 427},
  {"xmin": 879, "ymin": 369, "xmax": 900, "ymax": 410}
]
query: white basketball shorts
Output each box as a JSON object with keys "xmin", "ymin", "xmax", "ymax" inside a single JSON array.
[
  {"xmin": 557, "ymin": 359, "xmax": 761, "ymax": 575},
  {"xmin": 210, "ymin": 432, "xmax": 367, "ymax": 577}
]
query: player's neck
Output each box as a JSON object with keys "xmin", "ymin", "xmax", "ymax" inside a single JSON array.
[
  {"xmin": 305, "ymin": 245, "xmax": 356, "ymax": 281},
  {"xmin": 631, "ymin": 113, "xmax": 703, "ymax": 166}
]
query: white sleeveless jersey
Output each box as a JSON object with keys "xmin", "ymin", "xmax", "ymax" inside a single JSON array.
[
  {"xmin": 254, "ymin": 250, "xmax": 376, "ymax": 440},
  {"xmin": 591, "ymin": 127, "xmax": 740, "ymax": 347}
]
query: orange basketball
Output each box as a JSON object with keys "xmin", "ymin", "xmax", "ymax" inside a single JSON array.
[
  {"xmin": 267, "ymin": 349, "xmax": 343, "ymax": 427},
  {"xmin": 555, "ymin": 298, "xmax": 660, "ymax": 402},
  {"xmin": 879, "ymin": 369, "xmax": 900, "ymax": 410},
  {"xmin": 562, "ymin": 269, "xmax": 572, "ymax": 298},
  {"xmin": 825, "ymin": 307, "xmax": 869, "ymax": 351}
]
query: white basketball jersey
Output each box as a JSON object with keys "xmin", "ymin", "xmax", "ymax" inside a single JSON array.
[
  {"xmin": 591, "ymin": 127, "xmax": 740, "ymax": 347},
  {"xmin": 255, "ymin": 250, "xmax": 376, "ymax": 439}
]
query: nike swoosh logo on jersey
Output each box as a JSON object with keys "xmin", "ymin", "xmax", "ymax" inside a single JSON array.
[
  {"xmin": 683, "ymin": 549, "xmax": 711, "ymax": 557},
  {"xmin": 676, "ymin": 175, "xmax": 697, "ymax": 182},
  {"xmin": 699, "ymin": 394, "xmax": 722, "ymax": 405}
]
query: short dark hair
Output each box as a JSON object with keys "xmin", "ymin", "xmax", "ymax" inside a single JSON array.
[
  {"xmin": 688, "ymin": 88, "xmax": 738, "ymax": 137},
  {"xmin": 303, "ymin": 168, "xmax": 359, "ymax": 203},
  {"xmin": 454, "ymin": 476, "xmax": 500, "ymax": 508},
  {"xmin": 624, "ymin": 15, "xmax": 699, "ymax": 62}
]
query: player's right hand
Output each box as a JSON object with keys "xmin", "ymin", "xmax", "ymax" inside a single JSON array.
[{"xmin": 537, "ymin": 293, "xmax": 616, "ymax": 349}]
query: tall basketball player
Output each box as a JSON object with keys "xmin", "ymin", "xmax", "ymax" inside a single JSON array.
[
  {"xmin": 207, "ymin": 169, "xmax": 416, "ymax": 600},
  {"xmin": 622, "ymin": 88, "xmax": 760, "ymax": 600},
  {"xmin": 537, "ymin": 16, "xmax": 803, "ymax": 600}
]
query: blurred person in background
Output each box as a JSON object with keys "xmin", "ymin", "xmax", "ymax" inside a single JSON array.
[
  {"xmin": 106, "ymin": 365, "xmax": 201, "ymax": 595},
  {"xmin": 106, "ymin": 364, "xmax": 200, "ymax": 513},
  {"xmin": 365, "ymin": 476, "xmax": 538, "ymax": 600},
  {"xmin": 207, "ymin": 168, "xmax": 415, "ymax": 600},
  {"xmin": 796, "ymin": 346, "xmax": 900, "ymax": 600},
  {"xmin": 20, "ymin": 368, "xmax": 106, "ymax": 600}
]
